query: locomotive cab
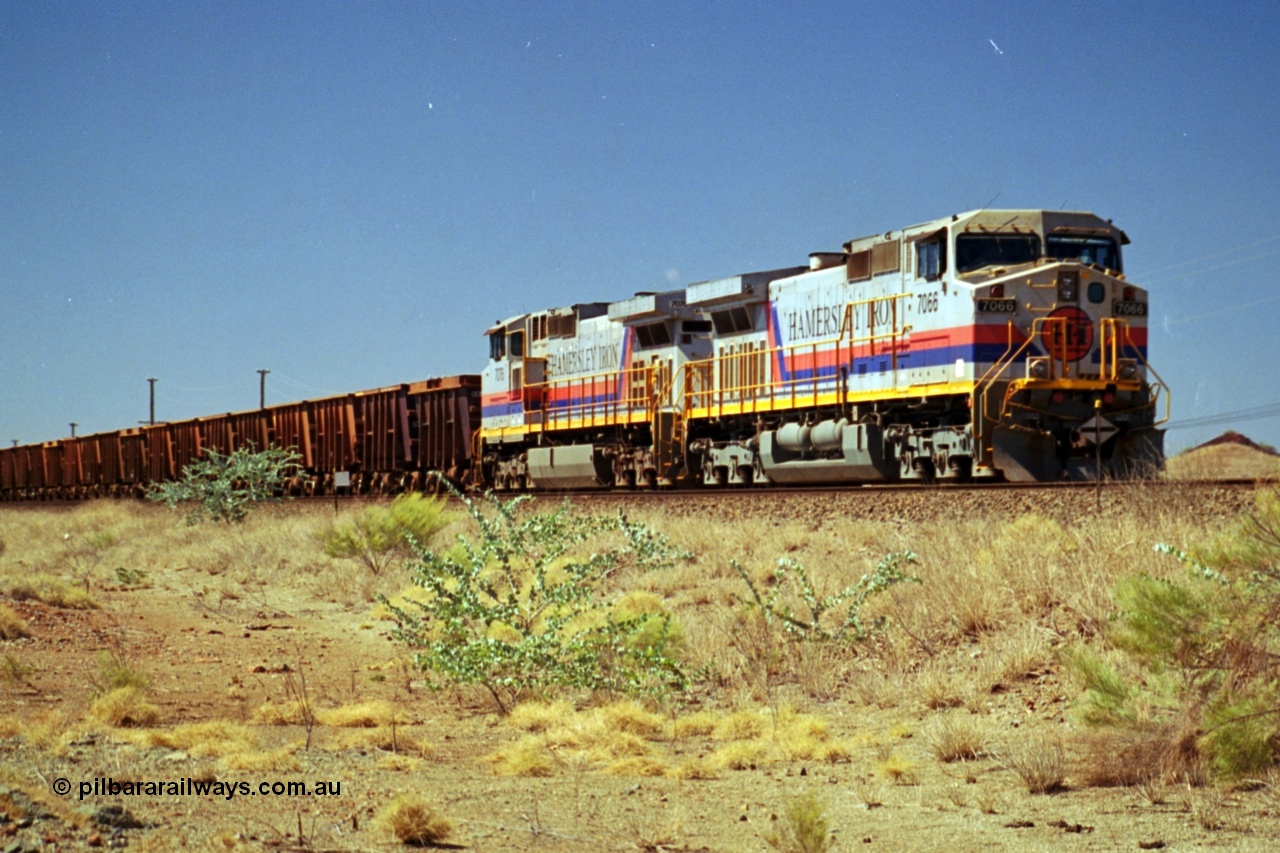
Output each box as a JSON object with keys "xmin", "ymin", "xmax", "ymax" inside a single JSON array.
[{"xmin": 950, "ymin": 212, "xmax": 1167, "ymax": 480}]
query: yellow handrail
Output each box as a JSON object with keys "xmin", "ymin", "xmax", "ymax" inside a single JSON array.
[
  {"xmin": 975, "ymin": 316, "xmax": 1169, "ymax": 426},
  {"xmin": 1101, "ymin": 318, "xmax": 1171, "ymax": 426},
  {"xmin": 524, "ymin": 364, "xmax": 655, "ymax": 430},
  {"xmin": 679, "ymin": 293, "xmax": 916, "ymax": 419}
]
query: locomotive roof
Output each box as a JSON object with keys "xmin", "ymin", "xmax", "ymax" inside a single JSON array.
[
  {"xmin": 842, "ymin": 209, "xmax": 1128, "ymax": 253},
  {"xmin": 485, "ymin": 302, "xmax": 610, "ymax": 335}
]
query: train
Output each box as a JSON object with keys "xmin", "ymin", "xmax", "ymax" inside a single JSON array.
[
  {"xmin": 0, "ymin": 209, "xmax": 1167, "ymax": 500},
  {"xmin": 0, "ymin": 378, "xmax": 479, "ymax": 500}
]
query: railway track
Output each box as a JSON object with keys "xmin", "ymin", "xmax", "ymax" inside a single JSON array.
[
  {"xmin": 515, "ymin": 479, "xmax": 1263, "ymax": 526},
  {"xmin": 498, "ymin": 477, "xmax": 1265, "ymax": 501},
  {"xmin": 3, "ymin": 479, "xmax": 1266, "ymax": 527}
]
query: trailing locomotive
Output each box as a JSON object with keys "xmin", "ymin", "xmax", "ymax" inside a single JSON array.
[
  {"xmin": 479, "ymin": 209, "xmax": 1166, "ymax": 488},
  {"xmin": 0, "ymin": 209, "xmax": 1167, "ymax": 500}
]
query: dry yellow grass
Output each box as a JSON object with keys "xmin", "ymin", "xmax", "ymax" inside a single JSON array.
[
  {"xmin": 375, "ymin": 753, "xmax": 424, "ymax": 771},
  {"xmin": 0, "ymin": 602, "xmax": 29, "ymax": 639},
  {"xmin": 672, "ymin": 710, "xmax": 719, "ymax": 738},
  {"xmin": 667, "ymin": 758, "xmax": 718, "ymax": 780},
  {"xmin": 710, "ymin": 739, "xmax": 773, "ymax": 771},
  {"xmin": 377, "ymin": 795, "xmax": 455, "ymax": 846},
  {"xmin": 507, "ymin": 699, "xmax": 575, "ymax": 732},
  {"xmin": 486, "ymin": 737, "xmax": 558, "ymax": 777},
  {"xmin": 0, "ymin": 484, "xmax": 1271, "ymax": 849},
  {"xmin": 326, "ymin": 725, "xmax": 434, "ymax": 757},
  {"xmin": 250, "ymin": 699, "xmax": 313, "ymax": 726},
  {"xmin": 316, "ymin": 699, "xmax": 403, "ymax": 728},
  {"xmin": 19, "ymin": 709, "xmax": 79, "ymax": 753},
  {"xmin": 927, "ymin": 714, "xmax": 990, "ymax": 763},
  {"xmin": 1, "ymin": 574, "xmax": 98, "ymax": 609},
  {"xmin": 604, "ymin": 755, "xmax": 667, "ymax": 777},
  {"xmin": 876, "ymin": 750, "xmax": 919, "ymax": 785},
  {"xmin": 599, "ymin": 699, "xmax": 667, "ymax": 738},
  {"xmin": 118, "ymin": 721, "xmax": 258, "ymax": 758},
  {"xmin": 218, "ymin": 746, "xmax": 300, "ymax": 772},
  {"xmin": 713, "ymin": 709, "xmax": 767, "ymax": 741},
  {"xmin": 85, "ymin": 686, "xmax": 160, "ymax": 728},
  {"xmin": 1166, "ymin": 443, "xmax": 1279, "ymax": 480}
]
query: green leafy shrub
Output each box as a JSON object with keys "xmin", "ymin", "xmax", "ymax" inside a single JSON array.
[
  {"xmin": 318, "ymin": 492, "xmax": 453, "ymax": 575},
  {"xmin": 382, "ymin": 490, "xmax": 688, "ymax": 713},
  {"xmin": 91, "ymin": 650, "xmax": 149, "ymax": 696},
  {"xmin": 1070, "ymin": 487, "xmax": 1280, "ymax": 782},
  {"xmin": 733, "ymin": 550, "xmax": 921, "ymax": 642},
  {"xmin": 148, "ymin": 445, "xmax": 301, "ymax": 524}
]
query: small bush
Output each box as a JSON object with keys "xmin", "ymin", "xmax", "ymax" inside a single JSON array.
[
  {"xmin": 876, "ymin": 750, "xmax": 919, "ymax": 785},
  {"xmin": 2, "ymin": 574, "xmax": 98, "ymax": 609},
  {"xmin": 148, "ymin": 445, "xmax": 301, "ymax": 524},
  {"xmin": 1074, "ymin": 724, "xmax": 1204, "ymax": 788},
  {"xmin": 251, "ymin": 700, "xmax": 313, "ymax": 726},
  {"xmin": 1, "ymin": 653, "xmax": 37, "ymax": 685},
  {"xmin": 507, "ymin": 700, "xmax": 575, "ymax": 733},
  {"xmin": 328, "ymin": 727, "xmax": 433, "ymax": 757},
  {"xmin": 0, "ymin": 603, "xmax": 30, "ymax": 639},
  {"xmin": 733, "ymin": 551, "xmax": 920, "ymax": 643},
  {"xmin": 316, "ymin": 700, "xmax": 403, "ymax": 728},
  {"xmin": 122, "ymin": 721, "xmax": 258, "ymax": 758},
  {"xmin": 486, "ymin": 738, "xmax": 557, "ymax": 777},
  {"xmin": 91, "ymin": 651, "xmax": 149, "ymax": 696},
  {"xmin": 710, "ymin": 739, "xmax": 772, "ymax": 771},
  {"xmin": 928, "ymin": 714, "xmax": 989, "ymax": 763},
  {"xmin": 378, "ymin": 795, "xmax": 455, "ymax": 846},
  {"xmin": 1068, "ymin": 501, "xmax": 1280, "ymax": 783},
  {"xmin": 218, "ymin": 747, "xmax": 300, "ymax": 772},
  {"xmin": 765, "ymin": 790, "xmax": 834, "ymax": 853},
  {"xmin": 318, "ymin": 493, "xmax": 453, "ymax": 575},
  {"xmin": 614, "ymin": 590, "xmax": 687, "ymax": 659},
  {"xmin": 86, "ymin": 687, "xmax": 160, "ymax": 728},
  {"xmin": 999, "ymin": 732, "xmax": 1066, "ymax": 793},
  {"xmin": 383, "ymin": 490, "xmax": 688, "ymax": 713}
]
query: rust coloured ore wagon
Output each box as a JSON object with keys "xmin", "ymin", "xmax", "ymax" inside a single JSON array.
[{"xmin": 0, "ymin": 375, "xmax": 480, "ymax": 500}]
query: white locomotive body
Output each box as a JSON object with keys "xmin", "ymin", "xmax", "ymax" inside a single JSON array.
[{"xmin": 480, "ymin": 210, "xmax": 1165, "ymax": 488}]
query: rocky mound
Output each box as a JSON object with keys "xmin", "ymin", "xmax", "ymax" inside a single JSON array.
[{"xmin": 1168, "ymin": 431, "xmax": 1279, "ymax": 480}]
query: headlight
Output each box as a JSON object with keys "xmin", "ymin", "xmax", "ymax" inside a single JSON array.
[
  {"xmin": 1028, "ymin": 358, "xmax": 1050, "ymax": 379},
  {"xmin": 1119, "ymin": 360, "xmax": 1138, "ymax": 379},
  {"xmin": 1057, "ymin": 271, "xmax": 1079, "ymax": 302}
]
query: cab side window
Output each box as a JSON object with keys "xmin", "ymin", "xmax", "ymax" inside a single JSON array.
[{"xmin": 916, "ymin": 239, "xmax": 946, "ymax": 281}]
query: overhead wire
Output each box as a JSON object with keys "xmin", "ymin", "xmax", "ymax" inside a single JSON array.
[
  {"xmin": 1133, "ymin": 233, "xmax": 1280, "ymax": 280},
  {"xmin": 1164, "ymin": 401, "xmax": 1280, "ymax": 431}
]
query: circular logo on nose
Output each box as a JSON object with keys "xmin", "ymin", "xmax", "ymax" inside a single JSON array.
[{"xmin": 1040, "ymin": 306, "xmax": 1093, "ymax": 362}]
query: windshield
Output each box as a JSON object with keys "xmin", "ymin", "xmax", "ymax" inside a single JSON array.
[
  {"xmin": 1046, "ymin": 236, "xmax": 1121, "ymax": 272},
  {"xmin": 955, "ymin": 234, "xmax": 1041, "ymax": 273}
]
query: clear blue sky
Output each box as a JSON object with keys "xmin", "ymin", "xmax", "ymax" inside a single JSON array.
[{"xmin": 3, "ymin": 1, "xmax": 1278, "ymax": 454}]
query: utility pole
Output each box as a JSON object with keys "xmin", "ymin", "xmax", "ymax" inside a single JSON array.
[
  {"xmin": 257, "ymin": 369, "xmax": 270, "ymax": 410},
  {"xmin": 69, "ymin": 422, "xmax": 77, "ymax": 438},
  {"xmin": 147, "ymin": 377, "xmax": 158, "ymax": 425}
]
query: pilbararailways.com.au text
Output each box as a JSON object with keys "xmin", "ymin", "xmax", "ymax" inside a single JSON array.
[{"xmin": 72, "ymin": 777, "xmax": 342, "ymax": 801}]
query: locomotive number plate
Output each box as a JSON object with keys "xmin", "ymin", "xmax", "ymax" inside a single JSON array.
[
  {"xmin": 1112, "ymin": 300, "xmax": 1147, "ymax": 316},
  {"xmin": 977, "ymin": 298, "xmax": 1017, "ymax": 313}
]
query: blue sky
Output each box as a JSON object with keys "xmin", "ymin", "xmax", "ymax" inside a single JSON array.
[{"xmin": 3, "ymin": 1, "xmax": 1278, "ymax": 454}]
